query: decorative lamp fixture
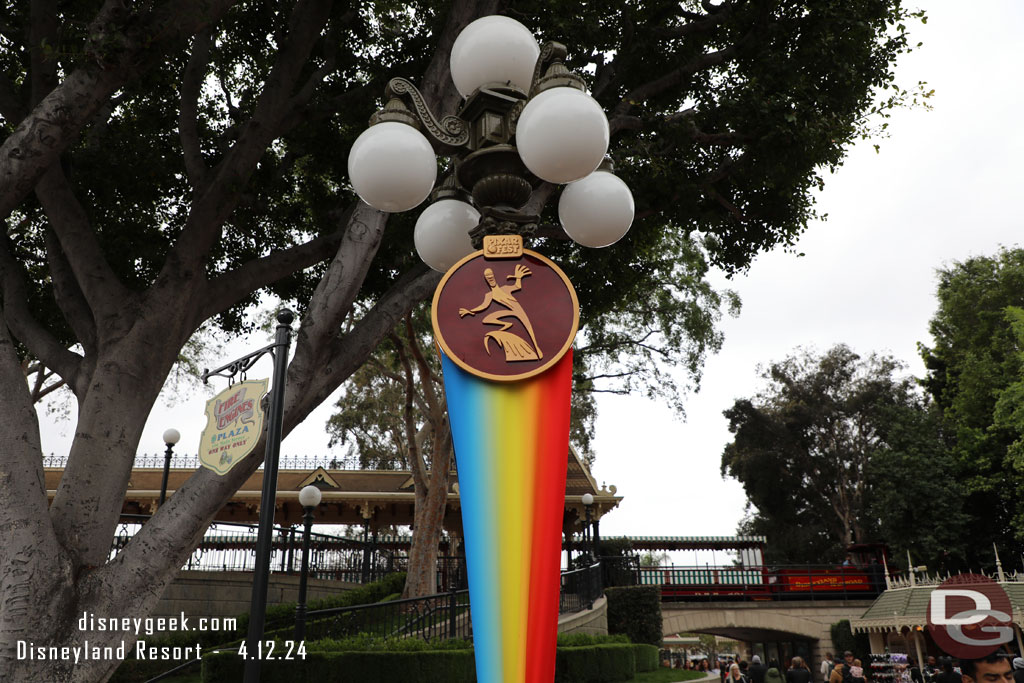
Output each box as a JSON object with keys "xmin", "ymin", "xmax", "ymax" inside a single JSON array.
[
  {"xmin": 515, "ymin": 87, "xmax": 609, "ymax": 184},
  {"xmin": 581, "ymin": 492, "xmax": 594, "ymax": 506},
  {"xmin": 162, "ymin": 428, "xmax": 181, "ymax": 445},
  {"xmin": 298, "ymin": 484, "xmax": 322, "ymax": 509},
  {"xmin": 449, "ymin": 15, "xmax": 540, "ymax": 97},
  {"xmin": 414, "ymin": 198, "xmax": 480, "ymax": 272},
  {"xmin": 347, "ymin": 121, "xmax": 437, "ymax": 212},
  {"xmin": 345, "ymin": 14, "xmax": 633, "ymax": 261},
  {"xmin": 558, "ymin": 160, "xmax": 635, "ymax": 247}
]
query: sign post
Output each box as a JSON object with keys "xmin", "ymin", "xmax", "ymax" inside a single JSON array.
[{"xmin": 199, "ymin": 309, "xmax": 294, "ymax": 683}]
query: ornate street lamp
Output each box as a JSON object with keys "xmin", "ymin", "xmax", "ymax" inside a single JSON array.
[
  {"xmin": 346, "ymin": 15, "xmax": 634, "ymax": 269},
  {"xmin": 347, "ymin": 15, "xmax": 634, "ymax": 683},
  {"xmin": 581, "ymin": 492, "xmax": 595, "ymax": 564},
  {"xmin": 294, "ymin": 484, "xmax": 322, "ymax": 641},
  {"xmin": 159, "ymin": 428, "xmax": 180, "ymax": 505}
]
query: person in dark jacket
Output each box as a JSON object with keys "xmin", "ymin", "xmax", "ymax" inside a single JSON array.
[
  {"xmin": 787, "ymin": 656, "xmax": 812, "ymax": 683},
  {"xmin": 1012, "ymin": 657, "xmax": 1024, "ymax": 683},
  {"xmin": 933, "ymin": 658, "xmax": 961, "ymax": 683},
  {"xmin": 749, "ymin": 655, "xmax": 768, "ymax": 683}
]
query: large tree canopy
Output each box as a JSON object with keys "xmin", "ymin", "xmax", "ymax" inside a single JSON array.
[
  {"xmin": 722, "ymin": 345, "xmax": 966, "ymax": 567},
  {"xmin": 920, "ymin": 248, "xmax": 1024, "ymax": 567},
  {"xmin": 0, "ymin": 1, "xmax": 922, "ymax": 680}
]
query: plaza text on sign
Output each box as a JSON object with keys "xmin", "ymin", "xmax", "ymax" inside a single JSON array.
[{"xmin": 199, "ymin": 378, "xmax": 268, "ymax": 475}]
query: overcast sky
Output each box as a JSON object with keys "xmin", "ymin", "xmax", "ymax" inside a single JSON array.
[{"xmin": 37, "ymin": 1, "xmax": 1024, "ymax": 552}]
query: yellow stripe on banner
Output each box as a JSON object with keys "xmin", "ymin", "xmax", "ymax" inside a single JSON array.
[{"xmin": 494, "ymin": 380, "xmax": 538, "ymax": 682}]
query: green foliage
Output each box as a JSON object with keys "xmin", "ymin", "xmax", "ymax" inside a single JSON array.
[
  {"xmin": 201, "ymin": 639, "xmax": 647, "ymax": 682},
  {"xmin": 722, "ymin": 345, "xmax": 964, "ymax": 565},
  {"xmin": 598, "ymin": 537, "xmax": 634, "ymax": 557},
  {"xmin": 4, "ymin": 0, "xmax": 926, "ymax": 421},
  {"xmin": 557, "ymin": 633, "xmax": 631, "ymax": 647},
  {"xmin": 202, "ymin": 649, "xmax": 477, "ymax": 683},
  {"xmin": 307, "ymin": 635, "xmax": 472, "ymax": 651},
  {"xmin": 606, "ymin": 586, "xmax": 663, "ymax": 646},
  {"xmin": 554, "ymin": 643, "xmax": 637, "ymax": 683},
  {"xmin": 237, "ymin": 573, "xmax": 406, "ymax": 636},
  {"xmin": 829, "ymin": 620, "xmax": 870, "ymax": 659},
  {"xmin": 920, "ymin": 248, "xmax": 1024, "ymax": 565},
  {"xmin": 634, "ymin": 644, "xmax": 660, "ymax": 673}
]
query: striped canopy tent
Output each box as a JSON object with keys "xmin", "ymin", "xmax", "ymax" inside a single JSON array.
[{"xmin": 850, "ymin": 568, "xmax": 1024, "ymax": 660}]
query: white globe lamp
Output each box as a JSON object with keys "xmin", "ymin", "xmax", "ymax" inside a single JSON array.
[
  {"xmin": 515, "ymin": 87, "xmax": 609, "ymax": 184},
  {"xmin": 558, "ymin": 170, "xmax": 634, "ymax": 247},
  {"xmin": 414, "ymin": 199, "xmax": 480, "ymax": 272},
  {"xmin": 347, "ymin": 121, "xmax": 437, "ymax": 212},
  {"xmin": 450, "ymin": 16, "xmax": 540, "ymax": 97},
  {"xmin": 162, "ymin": 428, "xmax": 181, "ymax": 445},
  {"xmin": 298, "ymin": 485, "xmax": 322, "ymax": 509}
]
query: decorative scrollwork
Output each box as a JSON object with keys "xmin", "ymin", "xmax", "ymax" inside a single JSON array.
[
  {"xmin": 530, "ymin": 42, "xmax": 569, "ymax": 96},
  {"xmin": 386, "ymin": 78, "xmax": 470, "ymax": 149}
]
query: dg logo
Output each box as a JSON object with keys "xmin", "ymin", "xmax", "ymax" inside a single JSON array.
[{"xmin": 927, "ymin": 573, "xmax": 1013, "ymax": 658}]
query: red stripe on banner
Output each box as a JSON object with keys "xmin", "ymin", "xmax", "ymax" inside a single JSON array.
[{"xmin": 525, "ymin": 350, "xmax": 574, "ymax": 682}]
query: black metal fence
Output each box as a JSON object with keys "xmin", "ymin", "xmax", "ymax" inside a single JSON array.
[
  {"xmin": 44, "ymin": 453, "xmax": 373, "ymax": 471},
  {"xmin": 266, "ymin": 588, "xmax": 473, "ymax": 642},
  {"xmin": 109, "ymin": 516, "xmax": 468, "ymax": 591},
  {"xmin": 559, "ymin": 562, "xmax": 604, "ymax": 613}
]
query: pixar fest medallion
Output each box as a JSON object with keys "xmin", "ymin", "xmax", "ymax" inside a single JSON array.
[{"xmin": 432, "ymin": 235, "xmax": 579, "ymax": 382}]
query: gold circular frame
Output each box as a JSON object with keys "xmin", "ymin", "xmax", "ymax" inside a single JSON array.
[{"xmin": 431, "ymin": 248, "xmax": 580, "ymax": 382}]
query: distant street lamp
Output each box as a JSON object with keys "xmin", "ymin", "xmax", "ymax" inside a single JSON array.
[
  {"xmin": 159, "ymin": 428, "xmax": 180, "ymax": 505},
  {"xmin": 295, "ymin": 484, "xmax": 322, "ymax": 641},
  {"xmin": 582, "ymin": 492, "xmax": 595, "ymax": 564}
]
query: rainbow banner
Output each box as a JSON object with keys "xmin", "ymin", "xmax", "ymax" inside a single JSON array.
[{"xmin": 441, "ymin": 349, "xmax": 573, "ymax": 683}]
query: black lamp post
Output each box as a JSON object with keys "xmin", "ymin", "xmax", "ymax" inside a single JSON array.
[
  {"xmin": 295, "ymin": 484, "xmax": 322, "ymax": 641},
  {"xmin": 581, "ymin": 493, "xmax": 594, "ymax": 565},
  {"xmin": 159, "ymin": 428, "xmax": 180, "ymax": 505}
]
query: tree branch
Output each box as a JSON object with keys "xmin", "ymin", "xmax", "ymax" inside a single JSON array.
[
  {"xmin": 0, "ymin": 234, "xmax": 83, "ymax": 394},
  {"xmin": 179, "ymin": 30, "xmax": 213, "ymax": 191},
  {"xmin": 169, "ymin": 0, "xmax": 333, "ymax": 273},
  {"xmin": 43, "ymin": 228, "xmax": 97, "ymax": 354},
  {"xmin": 612, "ymin": 45, "xmax": 739, "ymax": 119},
  {"xmin": 0, "ymin": 0, "xmax": 238, "ymax": 223},
  {"xmin": 197, "ymin": 225, "xmax": 347, "ymax": 323},
  {"xmin": 392, "ymin": 332, "xmax": 429, "ymax": 492},
  {"xmin": 35, "ymin": 165, "xmax": 131, "ymax": 330}
]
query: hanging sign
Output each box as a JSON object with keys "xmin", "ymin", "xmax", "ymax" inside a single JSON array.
[{"xmin": 199, "ymin": 378, "xmax": 268, "ymax": 475}]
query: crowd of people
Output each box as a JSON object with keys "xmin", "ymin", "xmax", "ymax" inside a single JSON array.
[{"xmin": 665, "ymin": 649, "xmax": 1024, "ymax": 683}]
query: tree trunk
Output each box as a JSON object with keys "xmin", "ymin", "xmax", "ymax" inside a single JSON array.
[{"xmin": 403, "ymin": 466, "xmax": 451, "ymax": 598}]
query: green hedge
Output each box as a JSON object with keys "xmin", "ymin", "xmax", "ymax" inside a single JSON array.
[
  {"xmin": 605, "ymin": 586, "xmax": 663, "ymax": 646},
  {"xmin": 202, "ymin": 640, "xmax": 644, "ymax": 682},
  {"xmin": 203, "ymin": 649, "xmax": 475, "ymax": 683},
  {"xmin": 634, "ymin": 644, "xmax": 659, "ymax": 672},
  {"xmin": 555, "ymin": 644, "xmax": 636, "ymax": 683},
  {"xmin": 243, "ymin": 572, "xmax": 407, "ymax": 635}
]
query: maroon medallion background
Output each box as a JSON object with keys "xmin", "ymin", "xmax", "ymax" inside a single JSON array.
[
  {"xmin": 926, "ymin": 573, "xmax": 1013, "ymax": 658},
  {"xmin": 434, "ymin": 253, "xmax": 577, "ymax": 379}
]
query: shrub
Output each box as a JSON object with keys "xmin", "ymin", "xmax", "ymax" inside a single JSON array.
[
  {"xmin": 830, "ymin": 619, "xmax": 870, "ymax": 659},
  {"xmin": 203, "ymin": 649, "xmax": 476, "ymax": 682},
  {"xmin": 239, "ymin": 572, "xmax": 407, "ymax": 636},
  {"xmin": 605, "ymin": 586, "xmax": 663, "ymax": 646},
  {"xmin": 556, "ymin": 632, "xmax": 630, "ymax": 647},
  {"xmin": 634, "ymin": 644, "xmax": 659, "ymax": 672},
  {"xmin": 554, "ymin": 643, "xmax": 636, "ymax": 683},
  {"xmin": 202, "ymin": 638, "xmax": 645, "ymax": 682}
]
